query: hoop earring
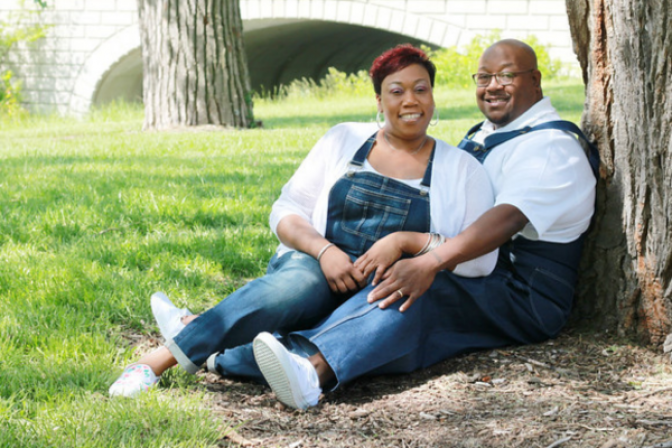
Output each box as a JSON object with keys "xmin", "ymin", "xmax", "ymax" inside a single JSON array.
[
  {"xmin": 429, "ymin": 109, "xmax": 439, "ymax": 126},
  {"xmin": 376, "ymin": 110, "xmax": 384, "ymax": 129}
]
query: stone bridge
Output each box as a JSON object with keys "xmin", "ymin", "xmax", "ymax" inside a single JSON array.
[{"xmin": 1, "ymin": 0, "xmax": 576, "ymax": 114}]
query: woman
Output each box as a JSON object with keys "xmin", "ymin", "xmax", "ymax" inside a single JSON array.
[{"xmin": 109, "ymin": 45, "xmax": 496, "ymax": 398}]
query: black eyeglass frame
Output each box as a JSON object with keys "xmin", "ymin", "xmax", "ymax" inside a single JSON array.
[{"xmin": 471, "ymin": 69, "xmax": 536, "ymax": 87}]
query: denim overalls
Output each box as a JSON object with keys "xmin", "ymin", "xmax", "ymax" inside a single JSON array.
[
  {"xmin": 325, "ymin": 135, "xmax": 434, "ymax": 258},
  {"xmin": 279, "ymin": 122, "xmax": 600, "ymax": 388},
  {"xmin": 168, "ymin": 135, "xmax": 436, "ymax": 378}
]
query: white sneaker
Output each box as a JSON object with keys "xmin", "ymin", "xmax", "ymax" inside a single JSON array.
[
  {"xmin": 253, "ymin": 332, "xmax": 321, "ymax": 410},
  {"xmin": 150, "ymin": 292, "xmax": 193, "ymax": 341},
  {"xmin": 109, "ymin": 364, "xmax": 159, "ymax": 398}
]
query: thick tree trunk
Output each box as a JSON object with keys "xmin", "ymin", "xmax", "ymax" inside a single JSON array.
[
  {"xmin": 566, "ymin": 0, "xmax": 672, "ymax": 345},
  {"xmin": 138, "ymin": 0, "xmax": 253, "ymax": 130}
]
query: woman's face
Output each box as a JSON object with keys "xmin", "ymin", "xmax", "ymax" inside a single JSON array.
[{"xmin": 377, "ymin": 63, "xmax": 435, "ymax": 140}]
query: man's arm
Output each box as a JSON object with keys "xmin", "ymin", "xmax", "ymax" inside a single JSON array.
[
  {"xmin": 366, "ymin": 204, "xmax": 528, "ymax": 311},
  {"xmin": 430, "ymin": 203, "xmax": 529, "ymax": 272}
]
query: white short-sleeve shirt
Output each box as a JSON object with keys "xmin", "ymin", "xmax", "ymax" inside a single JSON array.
[{"xmin": 472, "ymin": 97, "xmax": 596, "ymax": 243}]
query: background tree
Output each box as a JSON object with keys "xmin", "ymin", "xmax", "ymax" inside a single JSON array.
[
  {"xmin": 138, "ymin": 0, "xmax": 253, "ymax": 130},
  {"xmin": 566, "ymin": 0, "xmax": 672, "ymax": 346}
]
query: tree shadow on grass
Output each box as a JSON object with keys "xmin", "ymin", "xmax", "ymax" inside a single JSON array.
[{"xmin": 260, "ymin": 105, "xmax": 483, "ymax": 130}]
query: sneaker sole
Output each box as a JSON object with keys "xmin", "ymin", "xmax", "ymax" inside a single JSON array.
[{"xmin": 253, "ymin": 333, "xmax": 308, "ymax": 410}]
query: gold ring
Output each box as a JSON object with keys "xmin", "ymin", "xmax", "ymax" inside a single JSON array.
[{"xmin": 397, "ymin": 289, "xmax": 404, "ymax": 298}]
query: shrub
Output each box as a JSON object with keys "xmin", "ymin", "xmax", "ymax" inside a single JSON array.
[
  {"xmin": 0, "ymin": 0, "xmax": 48, "ymax": 116},
  {"xmin": 0, "ymin": 70, "xmax": 23, "ymax": 116},
  {"xmin": 255, "ymin": 67, "xmax": 371, "ymax": 101},
  {"xmin": 428, "ymin": 31, "xmax": 564, "ymax": 89},
  {"xmin": 256, "ymin": 32, "xmax": 565, "ymax": 102}
]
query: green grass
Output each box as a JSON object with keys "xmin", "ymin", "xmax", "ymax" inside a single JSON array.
[{"xmin": 0, "ymin": 80, "xmax": 585, "ymax": 447}]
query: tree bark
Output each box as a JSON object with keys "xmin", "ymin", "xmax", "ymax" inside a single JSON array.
[
  {"xmin": 138, "ymin": 0, "xmax": 253, "ymax": 130},
  {"xmin": 566, "ymin": 0, "xmax": 672, "ymax": 345}
]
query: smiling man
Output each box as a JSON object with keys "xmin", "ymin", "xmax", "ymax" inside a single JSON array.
[{"xmin": 474, "ymin": 39, "xmax": 542, "ymax": 128}]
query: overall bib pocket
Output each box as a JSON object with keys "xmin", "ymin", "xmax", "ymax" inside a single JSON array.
[{"xmin": 340, "ymin": 184, "xmax": 411, "ymax": 243}]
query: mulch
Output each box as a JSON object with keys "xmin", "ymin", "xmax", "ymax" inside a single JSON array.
[{"xmin": 187, "ymin": 328, "xmax": 672, "ymax": 448}]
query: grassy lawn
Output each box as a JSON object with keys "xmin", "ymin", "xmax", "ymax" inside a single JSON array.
[{"xmin": 0, "ymin": 80, "xmax": 585, "ymax": 447}]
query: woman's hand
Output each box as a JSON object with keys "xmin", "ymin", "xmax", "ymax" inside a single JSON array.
[
  {"xmin": 354, "ymin": 233, "xmax": 404, "ymax": 286},
  {"xmin": 319, "ymin": 245, "xmax": 367, "ymax": 294},
  {"xmin": 366, "ymin": 253, "xmax": 441, "ymax": 312}
]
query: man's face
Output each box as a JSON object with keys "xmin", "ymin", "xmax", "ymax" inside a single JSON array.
[{"xmin": 475, "ymin": 44, "xmax": 542, "ymax": 128}]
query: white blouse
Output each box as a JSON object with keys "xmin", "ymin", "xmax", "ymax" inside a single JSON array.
[{"xmin": 269, "ymin": 122, "xmax": 498, "ymax": 277}]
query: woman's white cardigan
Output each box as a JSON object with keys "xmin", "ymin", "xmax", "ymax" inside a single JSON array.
[{"xmin": 269, "ymin": 122, "xmax": 498, "ymax": 277}]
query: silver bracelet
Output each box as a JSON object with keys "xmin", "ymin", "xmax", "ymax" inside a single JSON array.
[
  {"xmin": 415, "ymin": 233, "xmax": 446, "ymax": 256},
  {"xmin": 427, "ymin": 233, "xmax": 446, "ymax": 252},
  {"xmin": 316, "ymin": 242, "xmax": 335, "ymax": 261},
  {"xmin": 414, "ymin": 233, "xmax": 433, "ymax": 256}
]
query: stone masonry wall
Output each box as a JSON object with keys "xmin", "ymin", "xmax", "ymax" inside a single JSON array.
[{"xmin": 0, "ymin": 0, "xmax": 577, "ymax": 114}]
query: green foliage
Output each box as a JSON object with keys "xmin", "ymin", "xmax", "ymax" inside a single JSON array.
[
  {"xmin": 254, "ymin": 32, "xmax": 566, "ymax": 102},
  {"xmin": 427, "ymin": 31, "xmax": 564, "ymax": 89},
  {"xmin": 0, "ymin": 70, "xmax": 23, "ymax": 116},
  {"xmin": 0, "ymin": 0, "xmax": 49, "ymax": 116},
  {"xmin": 255, "ymin": 67, "xmax": 372, "ymax": 100}
]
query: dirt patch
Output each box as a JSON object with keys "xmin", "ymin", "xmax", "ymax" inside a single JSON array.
[{"xmin": 188, "ymin": 329, "xmax": 672, "ymax": 448}]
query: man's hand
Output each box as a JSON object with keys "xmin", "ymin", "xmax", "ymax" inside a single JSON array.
[{"xmin": 366, "ymin": 255, "xmax": 440, "ymax": 312}]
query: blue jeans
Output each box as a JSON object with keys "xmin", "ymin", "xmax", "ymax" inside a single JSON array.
[
  {"xmin": 167, "ymin": 250, "xmax": 342, "ymax": 374},
  {"xmin": 211, "ymin": 256, "xmax": 577, "ymax": 389},
  {"xmin": 208, "ymin": 137, "xmax": 435, "ymax": 383}
]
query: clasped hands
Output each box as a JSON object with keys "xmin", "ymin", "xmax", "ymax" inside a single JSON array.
[{"xmin": 318, "ymin": 233, "xmax": 441, "ymax": 312}]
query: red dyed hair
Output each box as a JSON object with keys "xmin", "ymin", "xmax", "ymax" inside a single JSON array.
[{"xmin": 369, "ymin": 44, "xmax": 436, "ymax": 95}]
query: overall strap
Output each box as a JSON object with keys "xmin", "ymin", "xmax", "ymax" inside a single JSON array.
[
  {"xmin": 464, "ymin": 121, "xmax": 484, "ymax": 140},
  {"xmin": 346, "ymin": 134, "xmax": 377, "ymax": 176},
  {"xmin": 418, "ymin": 140, "xmax": 437, "ymax": 196},
  {"xmin": 460, "ymin": 120, "xmax": 600, "ymax": 179},
  {"xmin": 347, "ymin": 133, "xmax": 437, "ymax": 196}
]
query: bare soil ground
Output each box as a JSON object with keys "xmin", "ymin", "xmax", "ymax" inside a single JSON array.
[{"xmin": 181, "ymin": 328, "xmax": 672, "ymax": 448}]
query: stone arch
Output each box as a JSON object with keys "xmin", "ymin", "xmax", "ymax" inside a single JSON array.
[
  {"xmin": 240, "ymin": 1, "xmax": 467, "ymax": 49},
  {"xmin": 241, "ymin": 2, "xmax": 469, "ymax": 91},
  {"xmin": 67, "ymin": 3, "xmax": 472, "ymax": 111},
  {"xmin": 68, "ymin": 24, "xmax": 141, "ymax": 115}
]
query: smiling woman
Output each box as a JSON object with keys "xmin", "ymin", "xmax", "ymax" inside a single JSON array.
[{"xmin": 369, "ymin": 46, "xmax": 437, "ymax": 181}]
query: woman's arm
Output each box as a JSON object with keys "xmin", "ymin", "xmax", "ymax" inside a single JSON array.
[
  {"xmin": 271, "ymin": 125, "xmax": 371, "ymax": 294},
  {"xmin": 276, "ymin": 215, "xmax": 367, "ymax": 293}
]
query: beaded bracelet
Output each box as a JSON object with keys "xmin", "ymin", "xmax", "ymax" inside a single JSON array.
[{"xmin": 316, "ymin": 242, "xmax": 335, "ymax": 261}]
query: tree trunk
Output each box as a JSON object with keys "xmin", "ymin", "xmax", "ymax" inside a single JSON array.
[
  {"xmin": 566, "ymin": 0, "xmax": 672, "ymax": 346},
  {"xmin": 138, "ymin": 0, "xmax": 253, "ymax": 130}
]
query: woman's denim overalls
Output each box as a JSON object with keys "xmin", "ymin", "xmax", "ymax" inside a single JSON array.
[{"xmin": 167, "ymin": 135, "xmax": 436, "ymax": 379}]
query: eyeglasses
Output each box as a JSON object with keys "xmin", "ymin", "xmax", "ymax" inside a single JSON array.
[{"xmin": 471, "ymin": 69, "xmax": 535, "ymax": 87}]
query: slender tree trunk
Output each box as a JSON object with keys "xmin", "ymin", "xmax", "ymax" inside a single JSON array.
[
  {"xmin": 138, "ymin": 0, "xmax": 253, "ymax": 130},
  {"xmin": 566, "ymin": 0, "xmax": 672, "ymax": 345}
]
